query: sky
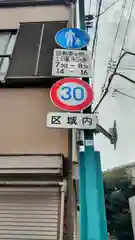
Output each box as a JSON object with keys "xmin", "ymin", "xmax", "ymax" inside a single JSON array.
[{"xmin": 84, "ymin": 0, "xmax": 135, "ymax": 170}]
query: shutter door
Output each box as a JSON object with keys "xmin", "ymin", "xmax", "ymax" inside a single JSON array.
[{"xmin": 0, "ymin": 187, "xmax": 61, "ymax": 240}]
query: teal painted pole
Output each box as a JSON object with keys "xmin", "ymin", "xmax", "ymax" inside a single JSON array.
[
  {"xmin": 95, "ymin": 151, "xmax": 108, "ymax": 240},
  {"xmin": 83, "ymin": 142, "xmax": 108, "ymax": 240},
  {"xmin": 77, "ymin": 0, "xmax": 108, "ymax": 238},
  {"xmin": 84, "ymin": 142, "xmax": 101, "ymax": 240},
  {"xmin": 78, "ymin": 151, "xmax": 87, "ymax": 240}
]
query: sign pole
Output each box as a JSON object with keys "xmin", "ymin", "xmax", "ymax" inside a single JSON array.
[
  {"xmin": 66, "ymin": 5, "xmax": 75, "ymax": 240},
  {"xmin": 95, "ymin": 151, "xmax": 108, "ymax": 239},
  {"xmin": 78, "ymin": 1, "xmax": 108, "ymax": 240},
  {"xmin": 50, "ymin": 2, "xmax": 109, "ymax": 238},
  {"xmin": 78, "ymin": 150, "xmax": 87, "ymax": 240}
]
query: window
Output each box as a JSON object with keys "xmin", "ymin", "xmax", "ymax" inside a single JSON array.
[
  {"xmin": 6, "ymin": 22, "xmax": 67, "ymax": 84},
  {"xmin": 0, "ymin": 31, "xmax": 17, "ymax": 82}
]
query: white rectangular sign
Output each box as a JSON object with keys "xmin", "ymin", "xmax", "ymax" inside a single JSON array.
[
  {"xmin": 52, "ymin": 49, "xmax": 92, "ymax": 78},
  {"xmin": 46, "ymin": 112, "xmax": 98, "ymax": 130}
]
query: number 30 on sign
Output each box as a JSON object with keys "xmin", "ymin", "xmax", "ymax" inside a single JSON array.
[{"xmin": 50, "ymin": 78, "xmax": 93, "ymax": 112}]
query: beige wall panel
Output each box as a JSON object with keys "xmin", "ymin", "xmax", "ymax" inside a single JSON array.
[
  {"xmin": 0, "ymin": 5, "xmax": 70, "ymax": 29},
  {"xmin": 0, "ymin": 88, "xmax": 68, "ymax": 156}
]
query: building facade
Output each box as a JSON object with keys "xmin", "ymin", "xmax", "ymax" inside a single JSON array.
[{"xmin": 0, "ymin": 0, "xmax": 78, "ymax": 239}]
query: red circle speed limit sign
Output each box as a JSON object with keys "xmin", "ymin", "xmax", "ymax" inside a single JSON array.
[{"xmin": 50, "ymin": 78, "xmax": 93, "ymax": 112}]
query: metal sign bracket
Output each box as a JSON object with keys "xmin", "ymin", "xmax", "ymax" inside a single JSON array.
[
  {"xmin": 76, "ymin": 120, "xmax": 118, "ymax": 150},
  {"xmin": 95, "ymin": 120, "xmax": 118, "ymax": 149}
]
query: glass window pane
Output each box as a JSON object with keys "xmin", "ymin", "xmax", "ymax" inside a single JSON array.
[
  {"xmin": 6, "ymin": 34, "xmax": 17, "ymax": 55},
  {"xmin": 0, "ymin": 32, "xmax": 16, "ymax": 81},
  {"xmin": 0, "ymin": 57, "xmax": 10, "ymax": 74},
  {"xmin": 0, "ymin": 33, "xmax": 10, "ymax": 55}
]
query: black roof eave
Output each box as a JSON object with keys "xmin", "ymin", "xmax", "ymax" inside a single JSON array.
[{"xmin": 0, "ymin": 0, "xmax": 72, "ymax": 8}]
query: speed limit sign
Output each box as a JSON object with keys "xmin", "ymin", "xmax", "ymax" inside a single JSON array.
[{"xmin": 50, "ymin": 78, "xmax": 93, "ymax": 112}]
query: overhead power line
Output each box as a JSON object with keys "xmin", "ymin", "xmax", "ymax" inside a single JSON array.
[
  {"xmin": 87, "ymin": 0, "xmax": 122, "ymax": 86},
  {"xmin": 102, "ymin": 0, "xmax": 135, "ymax": 94},
  {"xmin": 119, "ymin": 0, "xmax": 135, "ymax": 57},
  {"xmin": 101, "ymin": 0, "xmax": 127, "ymax": 93},
  {"xmin": 112, "ymin": 88, "xmax": 135, "ymax": 100},
  {"xmin": 91, "ymin": 0, "xmax": 103, "ymax": 60},
  {"xmin": 120, "ymin": 65, "xmax": 135, "ymax": 70},
  {"xmin": 92, "ymin": 51, "xmax": 135, "ymax": 113},
  {"xmin": 88, "ymin": 0, "xmax": 92, "ymax": 13},
  {"xmin": 89, "ymin": 0, "xmax": 103, "ymax": 86},
  {"xmin": 109, "ymin": 0, "xmax": 127, "ymax": 61},
  {"xmin": 90, "ymin": 0, "xmax": 121, "ymax": 18},
  {"xmin": 99, "ymin": 0, "xmax": 121, "ymax": 17}
]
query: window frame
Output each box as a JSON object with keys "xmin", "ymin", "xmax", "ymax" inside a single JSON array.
[
  {"xmin": 2, "ymin": 22, "xmax": 68, "ymax": 87},
  {"xmin": 0, "ymin": 29, "xmax": 17, "ymax": 82},
  {"xmin": 5, "ymin": 21, "xmax": 68, "ymax": 86}
]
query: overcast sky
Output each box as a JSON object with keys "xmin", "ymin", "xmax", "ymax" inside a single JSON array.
[{"xmin": 83, "ymin": 0, "xmax": 135, "ymax": 170}]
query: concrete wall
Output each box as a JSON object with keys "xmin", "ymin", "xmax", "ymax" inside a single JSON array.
[
  {"xmin": 0, "ymin": 5, "xmax": 70, "ymax": 29},
  {"xmin": 0, "ymin": 4, "xmax": 70, "ymax": 158},
  {"xmin": 0, "ymin": 5, "xmax": 70, "ymax": 159},
  {"xmin": 0, "ymin": 88, "xmax": 68, "ymax": 156}
]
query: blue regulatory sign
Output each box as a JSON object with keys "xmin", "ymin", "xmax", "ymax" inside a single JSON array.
[{"xmin": 55, "ymin": 28, "xmax": 90, "ymax": 49}]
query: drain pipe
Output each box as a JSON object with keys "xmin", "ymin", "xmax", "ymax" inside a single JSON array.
[{"xmin": 59, "ymin": 180, "xmax": 67, "ymax": 240}]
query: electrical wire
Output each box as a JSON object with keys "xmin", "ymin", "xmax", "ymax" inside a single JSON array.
[
  {"xmin": 87, "ymin": 0, "xmax": 122, "ymax": 87},
  {"xmin": 99, "ymin": 0, "xmax": 121, "ymax": 17},
  {"xmin": 102, "ymin": 0, "xmax": 135, "ymax": 93},
  {"xmin": 91, "ymin": 0, "xmax": 103, "ymax": 60},
  {"xmin": 88, "ymin": 0, "xmax": 92, "ymax": 14},
  {"xmin": 109, "ymin": 0, "xmax": 127, "ymax": 61},
  {"xmin": 99, "ymin": 0, "xmax": 135, "ymax": 101},
  {"xmin": 88, "ymin": 0, "xmax": 122, "ymax": 18},
  {"xmin": 101, "ymin": 0, "xmax": 127, "ymax": 93},
  {"xmin": 92, "ymin": 51, "xmax": 135, "ymax": 113},
  {"xmin": 119, "ymin": 0, "xmax": 135, "ymax": 58},
  {"xmin": 96, "ymin": 0, "xmax": 99, "ymax": 16},
  {"xmin": 90, "ymin": 0, "xmax": 103, "ymax": 88},
  {"xmin": 120, "ymin": 66, "xmax": 135, "ymax": 70},
  {"xmin": 112, "ymin": 87, "xmax": 135, "ymax": 100}
]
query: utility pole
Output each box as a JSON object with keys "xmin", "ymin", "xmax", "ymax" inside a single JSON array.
[
  {"xmin": 78, "ymin": 0, "xmax": 108, "ymax": 239},
  {"xmin": 66, "ymin": 3, "xmax": 76, "ymax": 240}
]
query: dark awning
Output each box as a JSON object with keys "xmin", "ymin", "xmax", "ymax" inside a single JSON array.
[{"xmin": 0, "ymin": 0, "xmax": 73, "ymax": 7}]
